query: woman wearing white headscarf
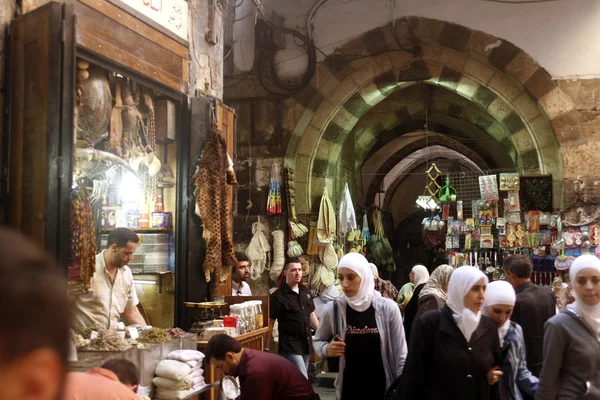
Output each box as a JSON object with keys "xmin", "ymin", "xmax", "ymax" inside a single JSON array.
[
  {"xmin": 403, "ymin": 265, "xmax": 430, "ymax": 342},
  {"xmin": 537, "ymin": 254, "xmax": 600, "ymax": 399},
  {"xmin": 313, "ymin": 253, "xmax": 407, "ymax": 399},
  {"xmin": 483, "ymin": 281, "xmax": 538, "ymax": 400},
  {"xmin": 412, "ymin": 264, "xmax": 454, "ymax": 329},
  {"xmin": 400, "ymin": 266, "xmax": 501, "ymax": 400},
  {"xmin": 370, "ymin": 263, "xmax": 399, "ymax": 300}
]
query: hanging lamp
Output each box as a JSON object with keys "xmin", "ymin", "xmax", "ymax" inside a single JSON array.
[{"xmin": 416, "ymin": 163, "xmax": 441, "ymax": 210}]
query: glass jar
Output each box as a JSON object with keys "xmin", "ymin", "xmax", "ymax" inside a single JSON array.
[
  {"xmin": 254, "ymin": 300, "xmax": 264, "ymax": 329},
  {"xmin": 241, "ymin": 303, "xmax": 255, "ymax": 333},
  {"xmin": 245, "ymin": 301, "xmax": 263, "ymax": 330}
]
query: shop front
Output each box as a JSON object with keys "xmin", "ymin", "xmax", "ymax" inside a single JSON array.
[{"xmin": 5, "ymin": 0, "xmax": 223, "ymax": 397}]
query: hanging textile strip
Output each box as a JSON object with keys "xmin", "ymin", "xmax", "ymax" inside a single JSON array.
[
  {"xmin": 266, "ymin": 161, "xmax": 282, "ymax": 215},
  {"xmin": 193, "ymin": 125, "xmax": 238, "ymax": 282}
]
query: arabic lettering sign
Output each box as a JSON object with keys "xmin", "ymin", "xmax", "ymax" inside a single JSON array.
[{"xmin": 118, "ymin": 0, "xmax": 189, "ymax": 41}]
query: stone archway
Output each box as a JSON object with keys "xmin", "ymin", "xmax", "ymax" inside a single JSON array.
[{"xmin": 283, "ymin": 17, "xmax": 579, "ymax": 213}]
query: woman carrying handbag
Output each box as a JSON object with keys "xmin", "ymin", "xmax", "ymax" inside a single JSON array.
[{"xmin": 313, "ymin": 253, "xmax": 407, "ymax": 400}]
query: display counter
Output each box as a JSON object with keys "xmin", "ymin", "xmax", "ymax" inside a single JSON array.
[
  {"xmin": 70, "ymin": 334, "xmax": 198, "ymax": 397},
  {"xmin": 197, "ymin": 327, "xmax": 269, "ymax": 400},
  {"xmin": 186, "ymin": 295, "xmax": 271, "ymax": 400}
]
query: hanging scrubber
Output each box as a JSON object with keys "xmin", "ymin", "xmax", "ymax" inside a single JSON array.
[
  {"xmin": 266, "ymin": 161, "xmax": 282, "ymax": 215},
  {"xmin": 246, "ymin": 221, "xmax": 271, "ymax": 280},
  {"xmin": 270, "ymin": 230, "xmax": 285, "ymax": 281}
]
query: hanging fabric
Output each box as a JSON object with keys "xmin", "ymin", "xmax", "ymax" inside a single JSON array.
[
  {"xmin": 245, "ymin": 220, "xmax": 271, "ymax": 280},
  {"xmin": 338, "ymin": 183, "xmax": 357, "ymax": 236},
  {"xmin": 193, "ymin": 125, "xmax": 238, "ymax": 282},
  {"xmin": 316, "ymin": 188, "xmax": 336, "ymax": 244},
  {"xmin": 266, "ymin": 161, "xmax": 282, "ymax": 215}
]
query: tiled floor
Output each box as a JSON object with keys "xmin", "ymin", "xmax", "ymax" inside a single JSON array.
[{"xmin": 314, "ymin": 384, "xmax": 336, "ymax": 400}]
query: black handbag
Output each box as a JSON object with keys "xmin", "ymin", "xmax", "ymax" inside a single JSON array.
[{"xmin": 328, "ymin": 300, "xmax": 341, "ymax": 373}]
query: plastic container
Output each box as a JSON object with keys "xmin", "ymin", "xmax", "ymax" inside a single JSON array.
[
  {"xmin": 229, "ymin": 305, "xmax": 246, "ymax": 335},
  {"xmin": 241, "ymin": 303, "xmax": 255, "ymax": 333},
  {"xmin": 250, "ymin": 300, "xmax": 264, "ymax": 329}
]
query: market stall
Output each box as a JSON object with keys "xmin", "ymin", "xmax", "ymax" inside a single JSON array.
[
  {"xmin": 185, "ymin": 295, "xmax": 270, "ymax": 400},
  {"xmin": 6, "ymin": 1, "xmax": 238, "ymax": 399}
]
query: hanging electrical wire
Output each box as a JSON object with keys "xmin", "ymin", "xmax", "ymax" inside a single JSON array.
[{"xmin": 255, "ymin": 18, "xmax": 317, "ymax": 96}]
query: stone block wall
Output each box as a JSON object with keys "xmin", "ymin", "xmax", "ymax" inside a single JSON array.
[{"xmin": 557, "ymin": 79, "xmax": 600, "ymax": 179}]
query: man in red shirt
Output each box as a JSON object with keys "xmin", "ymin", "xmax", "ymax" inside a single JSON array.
[
  {"xmin": 62, "ymin": 367, "xmax": 140, "ymax": 400},
  {"xmin": 205, "ymin": 334, "xmax": 319, "ymax": 400}
]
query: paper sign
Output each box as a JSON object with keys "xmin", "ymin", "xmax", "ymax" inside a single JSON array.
[
  {"xmin": 117, "ymin": 0, "xmax": 189, "ymax": 40},
  {"xmin": 90, "ymin": 331, "xmax": 98, "ymax": 340}
]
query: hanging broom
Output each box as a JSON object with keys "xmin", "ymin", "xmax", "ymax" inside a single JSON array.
[{"xmin": 366, "ymin": 210, "xmax": 396, "ymax": 273}]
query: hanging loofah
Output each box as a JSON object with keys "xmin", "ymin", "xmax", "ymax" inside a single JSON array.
[
  {"xmin": 245, "ymin": 221, "xmax": 271, "ymax": 280},
  {"xmin": 270, "ymin": 230, "xmax": 285, "ymax": 281},
  {"xmin": 366, "ymin": 210, "xmax": 396, "ymax": 273}
]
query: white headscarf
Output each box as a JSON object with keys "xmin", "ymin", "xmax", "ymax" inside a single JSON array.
[
  {"xmin": 420, "ymin": 264, "xmax": 454, "ymax": 302},
  {"xmin": 369, "ymin": 263, "xmax": 379, "ymax": 279},
  {"xmin": 339, "ymin": 253, "xmax": 375, "ymax": 312},
  {"xmin": 483, "ymin": 281, "xmax": 516, "ymax": 346},
  {"xmin": 412, "ymin": 265, "xmax": 430, "ymax": 287},
  {"xmin": 447, "ymin": 266, "xmax": 488, "ymax": 342},
  {"xmin": 568, "ymin": 254, "xmax": 600, "ymax": 337}
]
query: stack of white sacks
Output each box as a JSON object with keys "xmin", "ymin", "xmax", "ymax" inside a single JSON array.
[{"xmin": 153, "ymin": 350, "xmax": 206, "ymax": 400}]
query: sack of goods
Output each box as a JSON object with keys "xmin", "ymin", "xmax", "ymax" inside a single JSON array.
[{"xmin": 153, "ymin": 350, "xmax": 206, "ymax": 400}]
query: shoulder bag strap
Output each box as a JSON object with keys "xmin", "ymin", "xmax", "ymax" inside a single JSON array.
[{"xmin": 333, "ymin": 299, "xmax": 339, "ymax": 338}]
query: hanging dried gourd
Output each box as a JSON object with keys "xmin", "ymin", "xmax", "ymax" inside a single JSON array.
[
  {"xmin": 266, "ymin": 161, "xmax": 282, "ymax": 215},
  {"xmin": 69, "ymin": 187, "xmax": 97, "ymax": 292}
]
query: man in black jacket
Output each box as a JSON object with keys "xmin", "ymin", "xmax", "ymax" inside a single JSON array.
[
  {"xmin": 505, "ymin": 255, "xmax": 555, "ymax": 379},
  {"xmin": 266, "ymin": 258, "xmax": 319, "ymax": 379}
]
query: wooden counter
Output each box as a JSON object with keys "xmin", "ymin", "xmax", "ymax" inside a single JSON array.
[{"xmin": 197, "ymin": 327, "xmax": 270, "ymax": 400}]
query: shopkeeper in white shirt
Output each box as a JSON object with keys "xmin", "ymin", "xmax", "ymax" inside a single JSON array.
[
  {"xmin": 232, "ymin": 252, "xmax": 252, "ymax": 296},
  {"xmin": 71, "ymin": 228, "xmax": 147, "ymax": 331}
]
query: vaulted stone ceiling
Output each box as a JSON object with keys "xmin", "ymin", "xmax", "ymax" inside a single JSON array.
[{"xmin": 281, "ymin": 17, "xmax": 571, "ymax": 222}]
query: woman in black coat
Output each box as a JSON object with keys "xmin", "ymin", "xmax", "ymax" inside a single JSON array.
[
  {"xmin": 402, "ymin": 266, "xmax": 501, "ymax": 400},
  {"xmin": 403, "ymin": 265, "xmax": 429, "ymax": 342}
]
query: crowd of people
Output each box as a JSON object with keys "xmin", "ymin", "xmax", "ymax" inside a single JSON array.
[
  {"xmin": 207, "ymin": 251, "xmax": 600, "ymax": 400},
  {"xmin": 3, "ymin": 224, "xmax": 600, "ymax": 400}
]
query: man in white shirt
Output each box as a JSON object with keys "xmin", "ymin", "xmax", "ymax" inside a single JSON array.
[
  {"xmin": 232, "ymin": 252, "xmax": 252, "ymax": 296},
  {"xmin": 71, "ymin": 228, "xmax": 147, "ymax": 331}
]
